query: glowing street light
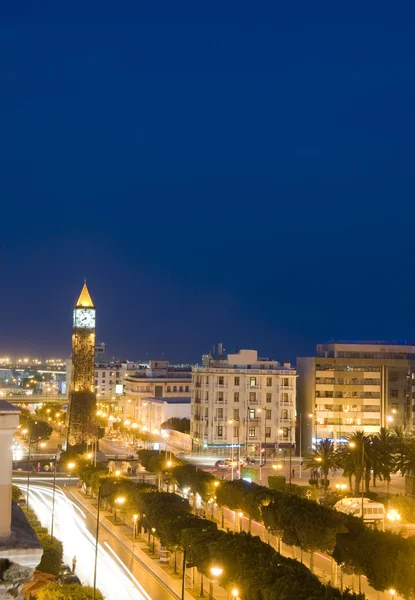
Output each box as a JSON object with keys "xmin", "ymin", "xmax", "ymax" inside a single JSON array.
[
  {"xmin": 114, "ymin": 496, "xmax": 125, "ymax": 522},
  {"xmin": 386, "ymin": 509, "xmax": 401, "ymax": 522},
  {"xmin": 209, "ymin": 566, "xmax": 223, "ymax": 600},
  {"xmin": 231, "ymin": 589, "xmax": 239, "ymax": 598},
  {"xmin": 133, "ymin": 514, "xmax": 138, "ymax": 541}
]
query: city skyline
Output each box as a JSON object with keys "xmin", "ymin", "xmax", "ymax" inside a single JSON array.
[{"xmin": 2, "ymin": 3, "xmax": 415, "ymax": 362}]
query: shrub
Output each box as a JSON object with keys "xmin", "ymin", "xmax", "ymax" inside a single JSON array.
[{"xmin": 36, "ymin": 533, "xmax": 63, "ymax": 575}]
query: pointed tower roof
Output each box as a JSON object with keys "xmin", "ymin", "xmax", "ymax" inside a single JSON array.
[{"xmin": 75, "ymin": 280, "xmax": 94, "ymax": 308}]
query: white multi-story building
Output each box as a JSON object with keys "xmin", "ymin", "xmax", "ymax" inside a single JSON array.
[
  {"xmin": 122, "ymin": 360, "xmax": 192, "ymax": 429},
  {"xmin": 191, "ymin": 349, "xmax": 296, "ymax": 457}
]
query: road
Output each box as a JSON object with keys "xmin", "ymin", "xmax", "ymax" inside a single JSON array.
[{"xmin": 14, "ymin": 477, "xmax": 180, "ymax": 600}]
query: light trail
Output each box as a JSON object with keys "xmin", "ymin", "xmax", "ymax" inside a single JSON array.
[{"xmin": 27, "ymin": 483, "xmax": 148, "ymax": 600}]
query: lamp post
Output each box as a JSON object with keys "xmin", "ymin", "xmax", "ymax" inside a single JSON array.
[
  {"xmin": 114, "ymin": 496, "xmax": 125, "ymax": 523},
  {"xmin": 133, "ymin": 514, "xmax": 138, "ymax": 541},
  {"xmin": 26, "ymin": 438, "xmax": 38, "ymax": 511},
  {"xmin": 93, "ymin": 480, "xmax": 121, "ymax": 600},
  {"xmin": 50, "ymin": 454, "xmax": 58, "ymax": 540},
  {"xmin": 238, "ymin": 511, "xmax": 243, "ymax": 532},
  {"xmin": 231, "ymin": 588, "xmax": 239, "ymax": 599},
  {"xmin": 209, "ymin": 566, "xmax": 223, "ymax": 600},
  {"xmin": 151, "ymin": 527, "xmax": 156, "ymax": 554}
]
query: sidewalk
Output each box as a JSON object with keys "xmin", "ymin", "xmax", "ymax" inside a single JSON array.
[{"xmin": 68, "ymin": 488, "xmax": 228, "ymax": 600}]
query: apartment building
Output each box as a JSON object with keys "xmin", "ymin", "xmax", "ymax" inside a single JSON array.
[
  {"xmin": 191, "ymin": 349, "xmax": 296, "ymax": 457},
  {"xmin": 122, "ymin": 360, "xmax": 192, "ymax": 428},
  {"xmin": 297, "ymin": 340, "xmax": 415, "ymax": 452}
]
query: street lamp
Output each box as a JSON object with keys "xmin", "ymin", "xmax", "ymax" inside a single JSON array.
[
  {"xmin": 231, "ymin": 589, "xmax": 239, "ymax": 599},
  {"xmin": 67, "ymin": 462, "xmax": 76, "ymax": 485},
  {"xmin": 50, "ymin": 454, "xmax": 58, "ymax": 541},
  {"xmin": 26, "ymin": 437, "xmax": 38, "ymax": 510},
  {"xmin": 386, "ymin": 509, "xmax": 401, "ymax": 522},
  {"xmin": 94, "ymin": 480, "xmax": 121, "ymax": 600},
  {"xmin": 209, "ymin": 566, "xmax": 223, "ymax": 600},
  {"xmin": 389, "ymin": 590, "xmax": 396, "ymax": 599},
  {"xmin": 238, "ymin": 511, "xmax": 243, "ymax": 532},
  {"xmin": 114, "ymin": 496, "xmax": 125, "ymax": 522},
  {"xmin": 133, "ymin": 514, "xmax": 138, "ymax": 541},
  {"xmin": 151, "ymin": 527, "xmax": 156, "ymax": 554}
]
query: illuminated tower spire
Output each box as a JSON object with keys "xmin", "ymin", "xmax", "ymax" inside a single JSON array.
[{"xmin": 76, "ymin": 280, "xmax": 94, "ymax": 308}]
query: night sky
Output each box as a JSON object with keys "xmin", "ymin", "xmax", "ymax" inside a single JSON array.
[{"xmin": 2, "ymin": 2, "xmax": 415, "ymax": 363}]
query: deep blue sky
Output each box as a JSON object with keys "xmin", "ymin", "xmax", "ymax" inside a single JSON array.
[{"xmin": 1, "ymin": 2, "xmax": 415, "ymax": 363}]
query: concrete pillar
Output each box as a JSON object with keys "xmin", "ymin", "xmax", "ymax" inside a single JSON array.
[{"xmin": 0, "ymin": 402, "xmax": 20, "ymax": 538}]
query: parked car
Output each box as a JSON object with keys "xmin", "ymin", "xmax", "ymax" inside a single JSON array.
[
  {"xmin": 59, "ymin": 564, "xmax": 71, "ymax": 576},
  {"xmin": 215, "ymin": 460, "xmax": 228, "ymax": 469}
]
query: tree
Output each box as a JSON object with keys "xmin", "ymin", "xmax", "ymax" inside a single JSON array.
[
  {"xmin": 302, "ymin": 439, "xmax": 339, "ymax": 493},
  {"xmin": 400, "ymin": 438, "xmax": 415, "ymax": 477},
  {"xmin": 36, "ymin": 533, "xmax": 63, "ymax": 575},
  {"xmin": 161, "ymin": 417, "xmax": 190, "ymax": 434},
  {"xmin": 338, "ymin": 431, "xmax": 371, "ymax": 494},
  {"xmin": 37, "ymin": 583, "xmax": 104, "ymax": 600},
  {"xmin": 12, "ymin": 485, "xmax": 21, "ymax": 502},
  {"xmin": 369, "ymin": 428, "xmax": 396, "ymax": 491}
]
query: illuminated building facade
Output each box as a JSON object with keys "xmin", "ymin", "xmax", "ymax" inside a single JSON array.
[
  {"xmin": 66, "ymin": 282, "xmax": 97, "ymax": 449},
  {"xmin": 297, "ymin": 340, "xmax": 415, "ymax": 452},
  {"xmin": 191, "ymin": 348, "xmax": 296, "ymax": 456}
]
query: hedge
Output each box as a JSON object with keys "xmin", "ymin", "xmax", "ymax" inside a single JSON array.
[
  {"xmin": 138, "ymin": 454, "xmax": 415, "ymax": 598},
  {"xmin": 77, "ymin": 466, "xmax": 362, "ymax": 600}
]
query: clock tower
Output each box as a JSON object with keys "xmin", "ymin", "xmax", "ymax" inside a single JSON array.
[{"xmin": 66, "ymin": 281, "xmax": 97, "ymax": 449}]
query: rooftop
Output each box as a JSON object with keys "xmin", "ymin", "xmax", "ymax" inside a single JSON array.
[
  {"xmin": 142, "ymin": 396, "xmax": 191, "ymax": 405},
  {"xmin": 0, "ymin": 504, "xmax": 42, "ymax": 551},
  {"xmin": 0, "ymin": 400, "xmax": 20, "ymax": 413}
]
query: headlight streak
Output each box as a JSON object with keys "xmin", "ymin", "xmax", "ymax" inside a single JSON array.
[{"xmin": 26, "ymin": 483, "xmax": 147, "ymax": 599}]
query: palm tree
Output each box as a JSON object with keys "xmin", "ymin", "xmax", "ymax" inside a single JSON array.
[
  {"xmin": 369, "ymin": 428, "xmax": 396, "ymax": 498},
  {"xmin": 303, "ymin": 438, "xmax": 339, "ymax": 494},
  {"xmin": 400, "ymin": 437, "xmax": 415, "ymax": 477},
  {"xmin": 391, "ymin": 425, "xmax": 408, "ymax": 475},
  {"xmin": 338, "ymin": 431, "xmax": 371, "ymax": 495}
]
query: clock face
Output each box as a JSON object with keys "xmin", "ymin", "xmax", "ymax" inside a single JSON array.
[{"xmin": 73, "ymin": 308, "xmax": 96, "ymax": 329}]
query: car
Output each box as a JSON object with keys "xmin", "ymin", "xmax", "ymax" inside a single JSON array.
[
  {"xmin": 215, "ymin": 459, "xmax": 246, "ymax": 470},
  {"xmin": 60, "ymin": 574, "xmax": 81, "ymax": 585},
  {"xmin": 59, "ymin": 564, "xmax": 71, "ymax": 575}
]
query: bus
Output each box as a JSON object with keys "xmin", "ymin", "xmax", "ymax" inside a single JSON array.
[{"xmin": 334, "ymin": 497, "xmax": 385, "ymax": 527}]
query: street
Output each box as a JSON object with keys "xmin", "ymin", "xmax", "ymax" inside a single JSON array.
[{"xmin": 14, "ymin": 476, "xmax": 179, "ymax": 600}]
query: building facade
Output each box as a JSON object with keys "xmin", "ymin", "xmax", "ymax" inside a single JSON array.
[
  {"xmin": 297, "ymin": 340, "xmax": 415, "ymax": 452},
  {"xmin": 122, "ymin": 360, "xmax": 192, "ymax": 430},
  {"xmin": 191, "ymin": 349, "xmax": 296, "ymax": 457},
  {"xmin": 66, "ymin": 282, "xmax": 97, "ymax": 448}
]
